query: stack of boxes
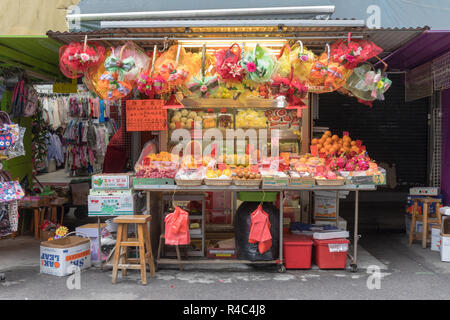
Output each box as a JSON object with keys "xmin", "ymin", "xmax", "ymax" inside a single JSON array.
[{"xmin": 88, "ymin": 173, "xmax": 135, "ymax": 216}]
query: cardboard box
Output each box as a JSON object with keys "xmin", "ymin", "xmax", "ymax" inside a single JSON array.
[
  {"xmin": 440, "ymin": 218, "xmax": 450, "ymax": 261},
  {"xmin": 76, "ymin": 223, "xmax": 107, "ymax": 262},
  {"xmin": 40, "ymin": 236, "xmax": 91, "ymax": 276},
  {"xmin": 90, "ymin": 189, "xmax": 133, "ymax": 195},
  {"xmin": 88, "ymin": 193, "xmax": 136, "ymax": 216},
  {"xmin": 92, "ymin": 173, "xmax": 133, "ymax": 189},
  {"xmin": 314, "ymin": 196, "xmax": 337, "ymax": 219},
  {"xmin": 431, "ymin": 225, "xmax": 440, "ymax": 252}
]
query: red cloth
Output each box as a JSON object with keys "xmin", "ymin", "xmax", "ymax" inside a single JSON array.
[{"xmin": 248, "ymin": 205, "xmax": 272, "ymax": 254}]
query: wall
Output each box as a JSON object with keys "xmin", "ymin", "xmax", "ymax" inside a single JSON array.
[
  {"xmin": 0, "ymin": 0, "xmax": 80, "ymax": 35},
  {"xmin": 442, "ymin": 89, "xmax": 450, "ymax": 205},
  {"xmin": 316, "ymin": 73, "xmax": 429, "ymax": 188}
]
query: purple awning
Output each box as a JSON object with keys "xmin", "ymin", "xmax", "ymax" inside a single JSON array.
[{"xmin": 380, "ymin": 30, "xmax": 450, "ymax": 70}]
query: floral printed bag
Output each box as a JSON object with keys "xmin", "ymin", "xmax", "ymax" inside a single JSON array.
[{"xmin": 0, "ymin": 170, "xmax": 24, "ymax": 203}]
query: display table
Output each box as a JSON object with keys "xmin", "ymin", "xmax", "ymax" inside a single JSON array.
[{"xmin": 134, "ymin": 184, "xmax": 376, "ymax": 272}]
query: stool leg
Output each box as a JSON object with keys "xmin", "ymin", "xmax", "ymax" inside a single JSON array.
[
  {"xmin": 175, "ymin": 245, "xmax": 183, "ymax": 271},
  {"xmin": 423, "ymin": 203, "xmax": 428, "ymax": 249},
  {"xmin": 112, "ymin": 224, "xmax": 123, "ymax": 284},
  {"xmin": 137, "ymin": 224, "xmax": 147, "ymax": 285},
  {"xmin": 59, "ymin": 206, "xmax": 64, "ymax": 226},
  {"xmin": 157, "ymin": 234, "xmax": 164, "ymax": 261},
  {"xmin": 144, "ymin": 226, "xmax": 155, "ymax": 277},
  {"xmin": 121, "ymin": 224, "xmax": 128, "ymax": 277},
  {"xmin": 409, "ymin": 210, "xmax": 417, "ymax": 247},
  {"xmin": 34, "ymin": 209, "xmax": 40, "ymax": 240}
]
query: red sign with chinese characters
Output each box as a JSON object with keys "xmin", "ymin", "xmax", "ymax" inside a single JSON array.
[{"xmin": 126, "ymin": 99, "xmax": 167, "ymax": 131}]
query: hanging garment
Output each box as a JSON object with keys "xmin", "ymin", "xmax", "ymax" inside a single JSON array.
[{"xmin": 0, "ymin": 203, "xmax": 12, "ymax": 237}]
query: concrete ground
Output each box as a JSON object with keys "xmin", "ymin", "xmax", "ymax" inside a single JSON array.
[
  {"xmin": 1, "ymin": 232, "xmax": 449, "ymax": 300},
  {"xmin": 1, "ymin": 191, "xmax": 449, "ymax": 300}
]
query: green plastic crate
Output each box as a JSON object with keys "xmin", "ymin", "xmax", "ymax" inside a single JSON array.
[{"xmin": 238, "ymin": 191, "xmax": 277, "ymax": 202}]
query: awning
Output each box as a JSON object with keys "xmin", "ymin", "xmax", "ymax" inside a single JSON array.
[
  {"xmin": 380, "ymin": 30, "xmax": 450, "ymax": 70},
  {"xmin": 0, "ymin": 36, "xmax": 64, "ymax": 81}
]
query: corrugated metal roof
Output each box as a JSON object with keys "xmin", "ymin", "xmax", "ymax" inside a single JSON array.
[{"xmin": 47, "ymin": 25, "xmax": 427, "ymax": 57}]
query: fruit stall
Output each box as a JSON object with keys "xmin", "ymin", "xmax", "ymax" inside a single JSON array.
[{"xmin": 48, "ymin": 21, "xmax": 392, "ymax": 272}]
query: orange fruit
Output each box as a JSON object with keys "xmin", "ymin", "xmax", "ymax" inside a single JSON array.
[
  {"xmin": 351, "ymin": 141, "xmax": 356, "ymax": 146},
  {"xmin": 311, "ymin": 138, "xmax": 319, "ymax": 145},
  {"xmin": 343, "ymin": 136, "xmax": 351, "ymax": 143},
  {"xmin": 332, "ymin": 135, "xmax": 339, "ymax": 141},
  {"xmin": 325, "ymin": 137, "xmax": 332, "ymax": 144},
  {"xmin": 320, "ymin": 148, "xmax": 326, "ymax": 153},
  {"xmin": 324, "ymin": 130, "xmax": 332, "ymax": 137},
  {"xmin": 317, "ymin": 144, "xmax": 323, "ymax": 150}
]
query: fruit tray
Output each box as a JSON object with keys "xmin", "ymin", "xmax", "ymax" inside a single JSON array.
[
  {"xmin": 315, "ymin": 178, "xmax": 346, "ymax": 186},
  {"xmin": 289, "ymin": 177, "xmax": 316, "ymax": 187},
  {"xmin": 233, "ymin": 179, "xmax": 262, "ymax": 186},
  {"xmin": 204, "ymin": 178, "xmax": 232, "ymax": 186},
  {"xmin": 175, "ymin": 179, "xmax": 203, "ymax": 186}
]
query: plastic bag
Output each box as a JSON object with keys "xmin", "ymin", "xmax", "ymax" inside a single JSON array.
[
  {"xmin": 240, "ymin": 44, "xmax": 276, "ymax": 83},
  {"xmin": 164, "ymin": 206, "xmax": 190, "ymax": 246},
  {"xmin": 154, "ymin": 45, "xmax": 191, "ymax": 93},
  {"xmin": 330, "ymin": 38, "xmax": 383, "ymax": 70},
  {"xmin": 307, "ymin": 48, "xmax": 353, "ymax": 93},
  {"xmin": 98, "ymin": 41, "xmax": 150, "ymax": 100},
  {"xmin": 270, "ymin": 44, "xmax": 308, "ymax": 105},
  {"xmin": 248, "ymin": 205, "xmax": 272, "ymax": 254},
  {"xmin": 235, "ymin": 202, "xmax": 279, "ymax": 261},
  {"xmin": 186, "ymin": 47, "xmax": 220, "ymax": 98},
  {"xmin": 83, "ymin": 49, "xmax": 111, "ymax": 99},
  {"xmin": 215, "ymin": 43, "xmax": 245, "ymax": 82},
  {"xmin": 343, "ymin": 63, "xmax": 392, "ymax": 103},
  {"xmin": 137, "ymin": 47, "xmax": 169, "ymax": 97},
  {"xmin": 291, "ymin": 41, "xmax": 317, "ymax": 82},
  {"xmin": 59, "ymin": 41, "xmax": 106, "ymax": 79}
]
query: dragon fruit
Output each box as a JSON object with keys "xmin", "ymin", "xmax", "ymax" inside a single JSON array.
[
  {"xmin": 336, "ymin": 156, "xmax": 347, "ymax": 169},
  {"xmin": 327, "ymin": 157, "xmax": 338, "ymax": 171},
  {"xmin": 345, "ymin": 161, "xmax": 356, "ymax": 171},
  {"xmin": 357, "ymin": 159, "xmax": 369, "ymax": 170}
]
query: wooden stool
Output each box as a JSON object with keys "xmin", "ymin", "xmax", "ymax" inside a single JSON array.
[
  {"xmin": 157, "ymin": 234, "xmax": 185, "ymax": 271},
  {"xmin": 18, "ymin": 205, "xmax": 42, "ymax": 240},
  {"xmin": 112, "ymin": 215, "xmax": 155, "ymax": 285},
  {"xmin": 409, "ymin": 198, "xmax": 442, "ymax": 248}
]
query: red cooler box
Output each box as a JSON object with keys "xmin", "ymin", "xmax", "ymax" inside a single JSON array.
[
  {"xmin": 313, "ymin": 238, "xmax": 349, "ymax": 269},
  {"xmin": 283, "ymin": 234, "xmax": 313, "ymax": 269}
]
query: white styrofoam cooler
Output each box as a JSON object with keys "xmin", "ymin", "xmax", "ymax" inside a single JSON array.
[
  {"xmin": 313, "ymin": 230, "xmax": 349, "ymax": 240},
  {"xmin": 431, "ymin": 225, "xmax": 440, "ymax": 252}
]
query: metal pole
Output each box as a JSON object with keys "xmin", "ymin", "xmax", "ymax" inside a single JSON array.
[
  {"xmin": 98, "ymin": 216, "xmax": 102, "ymax": 270},
  {"xmin": 279, "ymin": 191, "xmax": 284, "ymax": 264},
  {"xmin": 353, "ymin": 190, "xmax": 359, "ymax": 267},
  {"xmin": 68, "ymin": 6, "xmax": 336, "ymax": 21}
]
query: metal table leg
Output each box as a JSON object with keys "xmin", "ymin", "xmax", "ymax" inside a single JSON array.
[
  {"xmin": 351, "ymin": 190, "xmax": 359, "ymax": 272},
  {"xmin": 98, "ymin": 217, "xmax": 103, "ymax": 270},
  {"xmin": 278, "ymin": 191, "xmax": 285, "ymax": 273}
]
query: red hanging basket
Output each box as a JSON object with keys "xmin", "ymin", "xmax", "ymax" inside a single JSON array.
[{"xmin": 59, "ymin": 41, "xmax": 106, "ymax": 79}]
